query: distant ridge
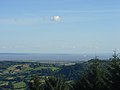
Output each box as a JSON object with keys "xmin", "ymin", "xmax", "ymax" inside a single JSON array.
[
  {"xmin": 0, "ymin": 53, "xmax": 111, "ymax": 61},
  {"xmin": 0, "ymin": 53, "xmax": 30, "ymax": 55}
]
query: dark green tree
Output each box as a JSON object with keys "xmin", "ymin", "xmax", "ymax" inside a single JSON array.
[
  {"xmin": 29, "ymin": 75, "xmax": 71, "ymax": 90},
  {"xmin": 29, "ymin": 76, "xmax": 44, "ymax": 90},
  {"xmin": 109, "ymin": 50, "xmax": 120, "ymax": 90},
  {"xmin": 8, "ymin": 82, "xmax": 14, "ymax": 90},
  {"xmin": 44, "ymin": 76, "xmax": 71, "ymax": 90},
  {"xmin": 73, "ymin": 59, "xmax": 111, "ymax": 90}
]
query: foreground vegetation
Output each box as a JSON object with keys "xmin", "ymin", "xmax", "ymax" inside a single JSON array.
[
  {"xmin": 1, "ymin": 52, "xmax": 120, "ymax": 90},
  {"xmin": 0, "ymin": 60, "xmax": 76, "ymax": 90}
]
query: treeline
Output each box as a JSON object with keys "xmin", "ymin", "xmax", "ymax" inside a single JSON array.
[{"xmin": 29, "ymin": 52, "xmax": 120, "ymax": 90}]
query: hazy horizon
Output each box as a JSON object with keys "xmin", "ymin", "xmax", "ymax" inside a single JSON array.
[{"xmin": 0, "ymin": 53, "xmax": 113, "ymax": 61}]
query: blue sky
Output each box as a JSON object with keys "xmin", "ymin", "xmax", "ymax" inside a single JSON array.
[{"xmin": 0, "ymin": 0, "xmax": 120, "ymax": 54}]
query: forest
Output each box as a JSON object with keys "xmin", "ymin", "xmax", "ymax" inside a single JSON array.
[{"xmin": 0, "ymin": 51, "xmax": 120, "ymax": 90}]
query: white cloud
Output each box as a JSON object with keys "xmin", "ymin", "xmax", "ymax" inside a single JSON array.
[{"xmin": 51, "ymin": 16, "xmax": 61, "ymax": 22}]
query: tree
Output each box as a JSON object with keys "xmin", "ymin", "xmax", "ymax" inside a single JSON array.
[
  {"xmin": 29, "ymin": 75, "xmax": 71, "ymax": 90},
  {"xmin": 29, "ymin": 76, "xmax": 44, "ymax": 90},
  {"xmin": 44, "ymin": 76, "xmax": 70, "ymax": 90},
  {"xmin": 73, "ymin": 59, "xmax": 111, "ymax": 90},
  {"xmin": 109, "ymin": 51, "xmax": 120, "ymax": 90}
]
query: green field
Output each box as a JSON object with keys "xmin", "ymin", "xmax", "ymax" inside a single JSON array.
[{"xmin": 0, "ymin": 61, "xmax": 70, "ymax": 90}]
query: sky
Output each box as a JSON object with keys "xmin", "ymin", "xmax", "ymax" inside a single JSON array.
[{"xmin": 0, "ymin": 0, "xmax": 120, "ymax": 54}]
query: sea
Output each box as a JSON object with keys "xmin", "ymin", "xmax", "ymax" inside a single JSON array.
[{"xmin": 0, "ymin": 53, "xmax": 112, "ymax": 61}]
